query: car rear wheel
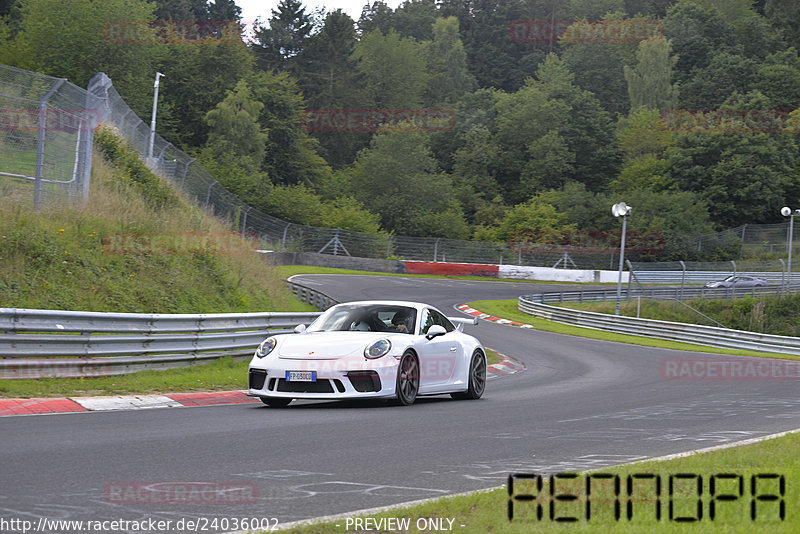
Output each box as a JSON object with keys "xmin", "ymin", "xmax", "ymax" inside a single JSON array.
[
  {"xmin": 260, "ymin": 397, "xmax": 292, "ymax": 407},
  {"xmin": 395, "ymin": 351, "xmax": 419, "ymax": 406},
  {"xmin": 451, "ymin": 350, "xmax": 486, "ymax": 400}
]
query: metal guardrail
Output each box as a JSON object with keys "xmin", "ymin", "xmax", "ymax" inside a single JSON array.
[
  {"xmin": 518, "ymin": 292, "xmax": 800, "ymax": 356},
  {"xmin": 630, "ymin": 270, "xmax": 800, "ymax": 285},
  {"xmin": 287, "ymin": 281, "xmax": 340, "ymax": 310},
  {"xmin": 524, "ymin": 284, "xmax": 800, "ymax": 304},
  {"xmin": 0, "ymin": 308, "xmax": 320, "ymax": 378}
]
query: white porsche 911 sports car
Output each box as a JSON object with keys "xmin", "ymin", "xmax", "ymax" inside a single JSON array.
[{"xmin": 247, "ymin": 301, "xmax": 486, "ymax": 407}]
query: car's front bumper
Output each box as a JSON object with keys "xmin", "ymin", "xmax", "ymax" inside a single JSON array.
[{"xmin": 248, "ymin": 355, "xmax": 401, "ymax": 400}]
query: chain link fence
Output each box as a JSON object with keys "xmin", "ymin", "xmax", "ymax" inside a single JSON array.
[{"xmin": 0, "ymin": 64, "xmax": 110, "ymax": 207}]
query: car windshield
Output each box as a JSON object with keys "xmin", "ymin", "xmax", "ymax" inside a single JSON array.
[{"xmin": 306, "ymin": 304, "xmax": 417, "ymax": 334}]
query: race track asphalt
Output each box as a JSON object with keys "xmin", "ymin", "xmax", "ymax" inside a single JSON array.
[{"xmin": 1, "ymin": 275, "xmax": 798, "ymax": 531}]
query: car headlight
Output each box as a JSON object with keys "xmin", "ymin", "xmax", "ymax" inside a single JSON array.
[
  {"xmin": 365, "ymin": 339, "xmax": 391, "ymax": 359},
  {"xmin": 255, "ymin": 337, "xmax": 277, "ymax": 358}
]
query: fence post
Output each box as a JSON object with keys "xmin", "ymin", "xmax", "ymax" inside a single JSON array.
[
  {"xmin": 281, "ymin": 223, "xmax": 291, "ymax": 252},
  {"xmin": 240, "ymin": 206, "xmax": 251, "ymax": 237},
  {"xmin": 731, "ymin": 260, "xmax": 736, "ymax": 278},
  {"xmin": 180, "ymin": 158, "xmax": 195, "ymax": 188},
  {"xmin": 205, "ymin": 180, "xmax": 217, "ymax": 207},
  {"xmin": 679, "ymin": 260, "xmax": 686, "ymax": 302},
  {"xmin": 433, "ymin": 238, "xmax": 440, "ymax": 262},
  {"xmin": 33, "ymin": 78, "xmax": 66, "ymax": 209},
  {"xmin": 740, "ymin": 224, "xmax": 747, "ymax": 258},
  {"xmin": 81, "ymin": 72, "xmax": 111, "ymax": 204}
]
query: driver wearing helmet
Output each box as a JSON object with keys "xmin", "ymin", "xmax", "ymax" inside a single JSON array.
[{"xmin": 391, "ymin": 309, "xmax": 415, "ymax": 334}]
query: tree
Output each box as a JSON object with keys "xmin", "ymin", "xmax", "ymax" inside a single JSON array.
[
  {"xmin": 203, "ymin": 80, "xmax": 268, "ymax": 174},
  {"xmin": 301, "ymin": 10, "xmax": 359, "ymax": 107},
  {"xmin": 247, "ymin": 71, "xmax": 333, "ymax": 187},
  {"xmin": 425, "ymin": 16, "xmax": 475, "ymax": 105},
  {"xmin": 392, "ymin": 0, "xmax": 439, "ymax": 40},
  {"xmin": 349, "ymin": 129, "xmax": 469, "ymax": 237},
  {"xmin": 6, "ymin": 0, "xmax": 157, "ymax": 115},
  {"xmin": 351, "ymin": 30, "xmax": 430, "ymax": 108},
  {"xmin": 679, "ymin": 52, "xmax": 757, "ymax": 109},
  {"xmin": 663, "ymin": 0, "xmax": 740, "ymax": 85},
  {"xmin": 765, "ymin": 0, "xmax": 800, "ymax": 49},
  {"xmin": 561, "ymin": 35, "xmax": 630, "ymax": 115},
  {"xmin": 152, "ymin": 0, "xmax": 209, "ymax": 21},
  {"xmin": 157, "ymin": 40, "xmax": 255, "ymax": 147},
  {"xmin": 565, "ymin": 0, "xmax": 625, "ymax": 19},
  {"xmin": 358, "ymin": 1, "xmax": 394, "ymax": 35},
  {"xmin": 480, "ymin": 194, "xmax": 575, "ymax": 242},
  {"xmin": 624, "ymin": 38, "xmax": 679, "ymax": 112},
  {"xmin": 253, "ymin": 0, "xmax": 313, "ymax": 74},
  {"xmin": 665, "ymin": 92, "xmax": 800, "ymax": 228},
  {"xmin": 207, "ymin": 0, "xmax": 241, "ymax": 22},
  {"xmin": 754, "ymin": 49, "xmax": 800, "ymax": 110},
  {"xmin": 521, "ymin": 130, "xmax": 575, "ymax": 190},
  {"xmin": 493, "ymin": 54, "xmax": 619, "ymax": 199},
  {"xmin": 300, "ymin": 9, "xmax": 366, "ymax": 168}
]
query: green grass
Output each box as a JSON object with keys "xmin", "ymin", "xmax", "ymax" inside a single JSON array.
[
  {"xmin": 562, "ymin": 296, "xmax": 800, "ymax": 337},
  {"xmin": 0, "ymin": 132, "xmax": 311, "ymax": 314},
  {"xmin": 274, "ymin": 265, "xmax": 615, "ymax": 284},
  {"xmin": 484, "ymin": 347, "xmax": 502, "ymax": 365},
  {"xmin": 468, "ymin": 299, "xmax": 800, "ymax": 361},
  {"xmin": 269, "ymin": 430, "xmax": 800, "ymax": 533},
  {"xmin": 0, "ymin": 356, "xmax": 251, "ymax": 398}
]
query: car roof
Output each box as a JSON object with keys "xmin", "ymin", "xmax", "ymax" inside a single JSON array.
[{"xmin": 333, "ymin": 301, "xmax": 436, "ymax": 311}]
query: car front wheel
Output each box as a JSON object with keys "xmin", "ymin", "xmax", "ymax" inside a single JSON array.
[
  {"xmin": 395, "ymin": 351, "xmax": 419, "ymax": 406},
  {"xmin": 451, "ymin": 350, "xmax": 486, "ymax": 400},
  {"xmin": 260, "ymin": 397, "xmax": 292, "ymax": 407}
]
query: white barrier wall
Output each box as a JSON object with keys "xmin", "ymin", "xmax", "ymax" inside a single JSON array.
[{"xmin": 499, "ymin": 265, "xmax": 628, "ymax": 283}]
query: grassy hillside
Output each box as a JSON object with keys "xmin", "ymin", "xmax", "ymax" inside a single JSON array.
[{"xmin": 0, "ymin": 130, "xmax": 311, "ymax": 313}]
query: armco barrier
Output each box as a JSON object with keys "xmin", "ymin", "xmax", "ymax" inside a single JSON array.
[
  {"xmin": 0, "ymin": 308, "xmax": 320, "ymax": 378},
  {"xmin": 518, "ymin": 292, "xmax": 800, "ymax": 356},
  {"xmin": 287, "ymin": 281, "xmax": 340, "ymax": 310}
]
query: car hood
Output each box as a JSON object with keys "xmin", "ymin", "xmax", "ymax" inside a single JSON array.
[{"xmin": 277, "ymin": 332, "xmax": 399, "ymax": 360}]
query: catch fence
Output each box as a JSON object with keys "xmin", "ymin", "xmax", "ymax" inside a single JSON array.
[{"xmin": 0, "ymin": 64, "xmax": 110, "ymax": 207}]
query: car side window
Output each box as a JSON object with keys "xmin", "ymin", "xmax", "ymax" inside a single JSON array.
[
  {"xmin": 421, "ymin": 310, "xmax": 437, "ymax": 334},
  {"xmin": 431, "ymin": 310, "xmax": 455, "ymax": 332}
]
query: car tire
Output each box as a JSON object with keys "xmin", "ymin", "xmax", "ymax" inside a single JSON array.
[
  {"xmin": 451, "ymin": 350, "xmax": 486, "ymax": 400},
  {"xmin": 395, "ymin": 351, "xmax": 419, "ymax": 406},
  {"xmin": 260, "ymin": 397, "xmax": 292, "ymax": 407}
]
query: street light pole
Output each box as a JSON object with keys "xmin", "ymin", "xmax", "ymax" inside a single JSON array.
[
  {"xmin": 612, "ymin": 202, "xmax": 632, "ymax": 315},
  {"xmin": 147, "ymin": 72, "xmax": 164, "ymax": 163},
  {"xmin": 781, "ymin": 207, "xmax": 799, "ymax": 292}
]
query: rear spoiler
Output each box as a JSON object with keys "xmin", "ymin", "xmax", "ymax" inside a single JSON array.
[{"xmin": 449, "ymin": 316, "xmax": 478, "ymax": 331}]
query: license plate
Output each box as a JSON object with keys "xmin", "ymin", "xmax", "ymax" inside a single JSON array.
[{"xmin": 286, "ymin": 371, "xmax": 316, "ymax": 382}]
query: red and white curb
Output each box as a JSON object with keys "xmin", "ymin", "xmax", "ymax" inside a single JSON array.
[
  {"xmin": 458, "ymin": 303, "xmax": 535, "ymax": 329},
  {"xmin": 486, "ymin": 351, "xmax": 525, "ymax": 380},
  {"xmin": 456, "ymin": 304, "xmax": 526, "ymax": 379},
  {"xmin": 0, "ymin": 390, "xmax": 258, "ymax": 417}
]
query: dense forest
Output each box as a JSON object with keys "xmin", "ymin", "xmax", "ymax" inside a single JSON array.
[{"xmin": 2, "ymin": 0, "xmax": 800, "ymax": 259}]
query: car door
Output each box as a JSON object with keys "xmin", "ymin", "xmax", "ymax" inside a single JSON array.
[{"xmin": 417, "ymin": 308, "xmax": 458, "ymax": 390}]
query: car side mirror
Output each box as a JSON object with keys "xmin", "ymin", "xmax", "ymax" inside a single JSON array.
[
  {"xmin": 425, "ymin": 325, "xmax": 446, "ymax": 340},
  {"xmin": 294, "ymin": 324, "xmax": 307, "ymax": 334}
]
